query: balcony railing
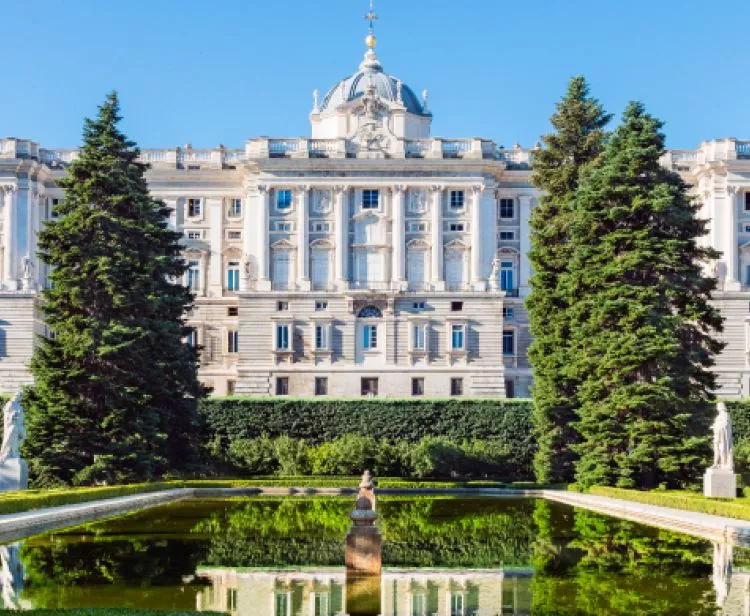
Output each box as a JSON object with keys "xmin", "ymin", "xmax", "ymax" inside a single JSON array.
[
  {"xmin": 503, "ymin": 288, "xmax": 520, "ymax": 298},
  {"xmin": 349, "ymin": 280, "xmax": 390, "ymax": 290}
]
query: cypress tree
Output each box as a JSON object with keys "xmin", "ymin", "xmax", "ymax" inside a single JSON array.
[
  {"xmin": 23, "ymin": 92, "xmax": 205, "ymax": 486},
  {"xmin": 527, "ymin": 76, "xmax": 611, "ymax": 483},
  {"xmin": 566, "ymin": 102, "xmax": 723, "ymax": 489}
]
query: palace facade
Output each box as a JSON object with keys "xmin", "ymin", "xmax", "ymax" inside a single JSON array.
[{"xmin": 0, "ymin": 35, "xmax": 749, "ymax": 399}]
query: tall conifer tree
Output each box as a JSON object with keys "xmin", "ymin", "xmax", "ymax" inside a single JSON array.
[
  {"xmin": 527, "ymin": 77, "xmax": 611, "ymax": 483},
  {"xmin": 24, "ymin": 93, "xmax": 204, "ymax": 486},
  {"xmin": 566, "ymin": 102, "xmax": 723, "ymax": 489}
]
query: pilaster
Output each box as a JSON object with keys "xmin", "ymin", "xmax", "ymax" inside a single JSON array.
[
  {"xmin": 725, "ymin": 186, "xmax": 741, "ymax": 291},
  {"xmin": 257, "ymin": 185, "xmax": 271, "ymax": 291},
  {"xmin": 334, "ymin": 185, "xmax": 349, "ymax": 289},
  {"xmin": 519, "ymin": 194, "xmax": 534, "ymax": 298},
  {"xmin": 470, "ymin": 185, "xmax": 485, "ymax": 290},
  {"xmin": 391, "ymin": 185, "xmax": 406, "ymax": 290},
  {"xmin": 430, "ymin": 185, "xmax": 444, "ymax": 291},
  {"xmin": 297, "ymin": 185, "xmax": 311, "ymax": 291},
  {"xmin": 207, "ymin": 197, "xmax": 223, "ymax": 297}
]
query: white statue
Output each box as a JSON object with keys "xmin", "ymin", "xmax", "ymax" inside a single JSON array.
[
  {"xmin": 312, "ymin": 88, "xmax": 320, "ymax": 113},
  {"xmin": 21, "ymin": 255, "xmax": 31, "ymax": 280},
  {"xmin": 0, "ymin": 543, "xmax": 22, "ymax": 609},
  {"xmin": 0, "ymin": 392, "xmax": 25, "ymax": 464},
  {"xmin": 712, "ymin": 402, "xmax": 734, "ymax": 470},
  {"xmin": 712, "ymin": 541, "xmax": 733, "ymax": 608}
]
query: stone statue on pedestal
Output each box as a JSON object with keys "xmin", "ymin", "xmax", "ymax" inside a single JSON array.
[
  {"xmin": 705, "ymin": 402, "xmax": 737, "ymax": 498},
  {"xmin": 0, "ymin": 392, "xmax": 28, "ymax": 491}
]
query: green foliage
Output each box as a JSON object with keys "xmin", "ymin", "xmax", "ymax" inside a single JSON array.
[
  {"xmin": 227, "ymin": 434, "xmax": 529, "ymax": 479},
  {"xmin": 566, "ymin": 102, "xmax": 722, "ymax": 489},
  {"xmin": 0, "ymin": 612, "xmax": 225, "ymax": 616},
  {"xmin": 23, "ymin": 92, "xmax": 205, "ymax": 487},
  {"xmin": 527, "ymin": 76, "xmax": 611, "ymax": 484},
  {"xmin": 590, "ymin": 486, "xmax": 750, "ymax": 520}
]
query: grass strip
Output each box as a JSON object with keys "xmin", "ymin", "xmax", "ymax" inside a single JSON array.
[
  {"xmin": 590, "ymin": 486, "xmax": 750, "ymax": 522},
  {"xmin": 0, "ymin": 611, "xmax": 226, "ymax": 616}
]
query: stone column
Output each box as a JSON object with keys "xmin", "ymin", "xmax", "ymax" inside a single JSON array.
[
  {"xmin": 470, "ymin": 185, "xmax": 485, "ymax": 289},
  {"xmin": 207, "ymin": 197, "xmax": 223, "ymax": 297},
  {"xmin": 430, "ymin": 185, "xmax": 444, "ymax": 291},
  {"xmin": 725, "ymin": 186, "xmax": 741, "ymax": 291},
  {"xmin": 257, "ymin": 185, "xmax": 271, "ymax": 291},
  {"xmin": 164, "ymin": 197, "xmax": 179, "ymax": 230},
  {"xmin": 391, "ymin": 185, "xmax": 406, "ymax": 290},
  {"xmin": 297, "ymin": 185, "xmax": 311, "ymax": 291},
  {"xmin": 334, "ymin": 185, "xmax": 349, "ymax": 289},
  {"xmin": 2, "ymin": 186, "xmax": 18, "ymax": 288},
  {"xmin": 519, "ymin": 194, "xmax": 534, "ymax": 298},
  {"xmin": 241, "ymin": 185, "xmax": 253, "ymax": 292}
]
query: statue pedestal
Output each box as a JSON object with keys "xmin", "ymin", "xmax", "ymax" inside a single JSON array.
[
  {"xmin": 0, "ymin": 459, "xmax": 28, "ymax": 492},
  {"xmin": 704, "ymin": 467, "xmax": 736, "ymax": 499}
]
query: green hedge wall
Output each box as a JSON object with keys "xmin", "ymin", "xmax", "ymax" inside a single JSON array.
[
  {"xmin": 728, "ymin": 400, "xmax": 750, "ymax": 441},
  {"xmin": 200, "ymin": 397, "xmax": 533, "ymax": 445}
]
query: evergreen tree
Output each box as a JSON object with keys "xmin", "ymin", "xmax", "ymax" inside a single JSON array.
[
  {"xmin": 566, "ymin": 102, "xmax": 723, "ymax": 489},
  {"xmin": 527, "ymin": 76, "xmax": 611, "ymax": 483},
  {"xmin": 24, "ymin": 92, "xmax": 205, "ymax": 486}
]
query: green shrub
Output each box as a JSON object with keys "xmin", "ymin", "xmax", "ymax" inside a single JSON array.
[
  {"xmin": 273, "ymin": 436, "xmax": 311, "ymax": 475},
  {"xmin": 308, "ymin": 435, "xmax": 404, "ymax": 476},
  {"xmin": 228, "ymin": 436, "xmax": 277, "ymax": 475},
  {"xmin": 735, "ymin": 438, "xmax": 750, "ymax": 473}
]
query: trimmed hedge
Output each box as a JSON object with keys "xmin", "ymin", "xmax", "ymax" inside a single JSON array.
[
  {"xmin": 729, "ymin": 400, "xmax": 750, "ymax": 441},
  {"xmin": 590, "ymin": 486, "xmax": 750, "ymax": 521}
]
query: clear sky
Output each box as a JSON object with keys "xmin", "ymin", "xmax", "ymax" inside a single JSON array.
[{"xmin": 2, "ymin": 0, "xmax": 748, "ymax": 150}]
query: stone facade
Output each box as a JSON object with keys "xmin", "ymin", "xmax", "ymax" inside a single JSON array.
[{"xmin": 0, "ymin": 33, "xmax": 748, "ymax": 398}]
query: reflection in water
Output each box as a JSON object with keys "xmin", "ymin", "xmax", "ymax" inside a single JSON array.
[{"xmin": 0, "ymin": 495, "xmax": 747, "ymax": 613}]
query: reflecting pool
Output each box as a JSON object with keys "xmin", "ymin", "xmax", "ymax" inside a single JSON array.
[{"xmin": 0, "ymin": 496, "xmax": 747, "ymax": 615}]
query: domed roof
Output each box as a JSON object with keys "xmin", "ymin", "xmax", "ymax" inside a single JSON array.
[{"xmin": 319, "ymin": 50, "xmax": 428, "ymax": 116}]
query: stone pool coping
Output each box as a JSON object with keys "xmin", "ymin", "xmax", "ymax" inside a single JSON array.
[{"xmin": 0, "ymin": 485, "xmax": 749, "ymax": 545}]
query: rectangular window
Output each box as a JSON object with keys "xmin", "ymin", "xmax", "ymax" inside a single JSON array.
[
  {"xmin": 188, "ymin": 198, "xmax": 201, "ymax": 217},
  {"xmin": 187, "ymin": 261, "xmax": 200, "ymax": 291},
  {"xmin": 276, "ymin": 377, "xmax": 289, "ymax": 396},
  {"xmin": 315, "ymin": 300, "xmax": 328, "ymax": 311},
  {"xmin": 186, "ymin": 329, "xmax": 197, "ymax": 348},
  {"xmin": 227, "ymin": 230, "xmax": 242, "ymax": 240},
  {"xmin": 50, "ymin": 197, "xmax": 61, "ymax": 218},
  {"xmin": 407, "ymin": 222, "xmax": 426, "ymax": 232},
  {"xmin": 451, "ymin": 301, "xmax": 463, "ymax": 312},
  {"xmin": 450, "ymin": 190, "xmax": 465, "ymax": 209},
  {"xmin": 505, "ymin": 379, "xmax": 515, "ymax": 399},
  {"xmin": 745, "ymin": 225, "xmax": 750, "ymax": 233},
  {"xmin": 361, "ymin": 377, "xmax": 378, "ymax": 396},
  {"xmin": 503, "ymin": 330, "xmax": 515, "ymax": 355},
  {"xmin": 499, "ymin": 198, "xmax": 514, "ymax": 218},
  {"xmin": 745, "ymin": 192, "xmax": 750, "ymax": 211},
  {"xmin": 450, "ymin": 593, "xmax": 465, "ymax": 616},
  {"xmin": 412, "ymin": 377, "xmax": 424, "ymax": 396},
  {"xmin": 186, "ymin": 230, "xmax": 202, "ymax": 240},
  {"xmin": 503, "ymin": 306, "xmax": 514, "ymax": 319},
  {"xmin": 314, "ymin": 377, "xmax": 328, "ymax": 396},
  {"xmin": 499, "ymin": 231, "xmax": 515, "ymax": 240},
  {"xmin": 226, "ymin": 380, "xmax": 236, "ymax": 396},
  {"xmin": 228, "ymin": 306, "xmax": 238, "ymax": 317},
  {"xmin": 312, "ymin": 222, "xmax": 331, "ymax": 232},
  {"xmin": 227, "ymin": 330, "xmax": 239, "ymax": 354},
  {"xmin": 229, "ymin": 198, "xmax": 242, "ymax": 217},
  {"xmin": 413, "ymin": 324, "xmax": 426, "ymax": 350},
  {"xmin": 276, "ymin": 324, "xmax": 290, "ymax": 350},
  {"xmin": 363, "ymin": 324, "xmax": 378, "ymax": 349},
  {"xmin": 362, "ymin": 189, "xmax": 379, "ymax": 209},
  {"xmin": 500, "ymin": 261, "xmax": 514, "ymax": 292},
  {"xmin": 449, "ymin": 223, "xmax": 465, "ymax": 232},
  {"xmin": 274, "ymin": 222, "xmax": 292, "ymax": 231},
  {"xmin": 450, "ymin": 378, "xmax": 463, "ymax": 396},
  {"xmin": 451, "ymin": 324, "xmax": 465, "ymax": 350},
  {"xmin": 315, "ymin": 324, "xmax": 328, "ymax": 350},
  {"xmin": 277, "ymin": 301, "xmax": 289, "ymax": 311},
  {"xmin": 413, "ymin": 301, "xmax": 426, "ymax": 310},
  {"xmin": 226, "ymin": 261, "xmax": 240, "ymax": 291},
  {"xmin": 277, "ymin": 189, "xmax": 292, "ymax": 210}
]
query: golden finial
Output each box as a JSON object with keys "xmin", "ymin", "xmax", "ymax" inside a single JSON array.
[{"xmin": 364, "ymin": 0, "xmax": 378, "ymax": 48}]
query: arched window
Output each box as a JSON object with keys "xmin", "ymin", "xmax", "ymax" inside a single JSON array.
[{"xmin": 357, "ymin": 306, "xmax": 382, "ymax": 319}]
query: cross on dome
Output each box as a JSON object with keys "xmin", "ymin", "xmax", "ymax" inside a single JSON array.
[{"xmin": 365, "ymin": 0, "xmax": 378, "ymax": 49}]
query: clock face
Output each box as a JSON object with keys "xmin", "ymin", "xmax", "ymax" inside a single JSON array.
[{"xmin": 313, "ymin": 190, "xmax": 332, "ymax": 215}]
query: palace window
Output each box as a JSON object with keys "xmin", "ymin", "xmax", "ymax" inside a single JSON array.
[
  {"xmin": 363, "ymin": 324, "xmax": 378, "ymax": 350},
  {"xmin": 412, "ymin": 377, "xmax": 425, "ymax": 396},
  {"xmin": 314, "ymin": 377, "xmax": 328, "ymax": 396},
  {"xmin": 187, "ymin": 198, "xmax": 202, "ymax": 217},
  {"xmin": 413, "ymin": 301, "xmax": 426, "ymax": 311},
  {"xmin": 186, "ymin": 230, "xmax": 202, "ymax": 240},
  {"xmin": 407, "ymin": 222, "xmax": 426, "ymax": 232},
  {"xmin": 277, "ymin": 189, "xmax": 293, "ymax": 210},
  {"xmin": 500, "ymin": 261, "xmax": 514, "ymax": 292},
  {"xmin": 745, "ymin": 192, "xmax": 750, "ymax": 211},
  {"xmin": 227, "ymin": 330, "xmax": 239, "ymax": 354},
  {"xmin": 186, "ymin": 328, "xmax": 197, "ymax": 348},
  {"xmin": 361, "ymin": 377, "xmax": 378, "ymax": 396},
  {"xmin": 277, "ymin": 301, "xmax": 289, "ymax": 311},
  {"xmin": 499, "ymin": 198, "xmax": 514, "ymax": 218},
  {"xmin": 227, "ymin": 230, "xmax": 242, "ymax": 240},
  {"xmin": 450, "ymin": 378, "xmax": 464, "ymax": 396},
  {"xmin": 276, "ymin": 378, "xmax": 289, "ymax": 396},
  {"xmin": 450, "ymin": 190, "xmax": 465, "ymax": 209},
  {"xmin": 499, "ymin": 231, "xmax": 515, "ymax": 240},
  {"xmin": 413, "ymin": 324, "xmax": 426, "ymax": 350},
  {"xmin": 503, "ymin": 330, "xmax": 515, "ymax": 355},
  {"xmin": 228, "ymin": 306, "xmax": 238, "ymax": 317},
  {"xmin": 505, "ymin": 379, "xmax": 515, "ymax": 399},
  {"xmin": 451, "ymin": 324, "xmax": 465, "ymax": 350},
  {"xmin": 315, "ymin": 324, "xmax": 329, "ymax": 350},
  {"xmin": 745, "ymin": 225, "xmax": 750, "ymax": 233},
  {"xmin": 275, "ymin": 324, "xmax": 290, "ymax": 350},
  {"xmin": 274, "ymin": 222, "xmax": 292, "ymax": 231},
  {"xmin": 362, "ymin": 189, "xmax": 379, "ymax": 209},
  {"xmin": 312, "ymin": 222, "xmax": 331, "ymax": 232},
  {"xmin": 503, "ymin": 306, "xmax": 514, "ymax": 319},
  {"xmin": 229, "ymin": 198, "xmax": 242, "ymax": 217},
  {"xmin": 50, "ymin": 197, "xmax": 61, "ymax": 218},
  {"xmin": 451, "ymin": 301, "xmax": 463, "ymax": 312},
  {"xmin": 449, "ymin": 223, "xmax": 465, "ymax": 232},
  {"xmin": 187, "ymin": 261, "xmax": 201, "ymax": 291},
  {"xmin": 226, "ymin": 381, "xmax": 236, "ymax": 396},
  {"xmin": 315, "ymin": 300, "xmax": 328, "ymax": 311},
  {"xmin": 449, "ymin": 593, "xmax": 465, "ymax": 616},
  {"xmin": 226, "ymin": 261, "xmax": 240, "ymax": 291}
]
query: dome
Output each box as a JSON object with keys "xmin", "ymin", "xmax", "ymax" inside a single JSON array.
[{"xmin": 318, "ymin": 50, "xmax": 428, "ymax": 116}]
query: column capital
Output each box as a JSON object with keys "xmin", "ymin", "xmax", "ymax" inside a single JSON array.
[
  {"xmin": 297, "ymin": 184, "xmax": 311, "ymax": 193},
  {"xmin": 1, "ymin": 185, "xmax": 17, "ymax": 194},
  {"xmin": 257, "ymin": 184, "xmax": 270, "ymax": 195},
  {"xmin": 430, "ymin": 184, "xmax": 445, "ymax": 194},
  {"xmin": 471, "ymin": 184, "xmax": 485, "ymax": 196},
  {"xmin": 727, "ymin": 185, "xmax": 742, "ymax": 196},
  {"xmin": 334, "ymin": 184, "xmax": 348, "ymax": 194},
  {"xmin": 392, "ymin": 184, "xmax": 406, "ymax": 194}
]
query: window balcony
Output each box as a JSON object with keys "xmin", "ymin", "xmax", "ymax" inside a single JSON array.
[
  {"xmin": 503, "ymin": 288, "xmax": 520, "ymax": 298},
  {"xmin": 349, "ymin": 280, "xmax": 390, "ymax": 291}
]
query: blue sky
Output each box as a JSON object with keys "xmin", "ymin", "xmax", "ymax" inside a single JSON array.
[{"xmin": 2, "ymin": 0, "xmax": 748, "ymax": 150}]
